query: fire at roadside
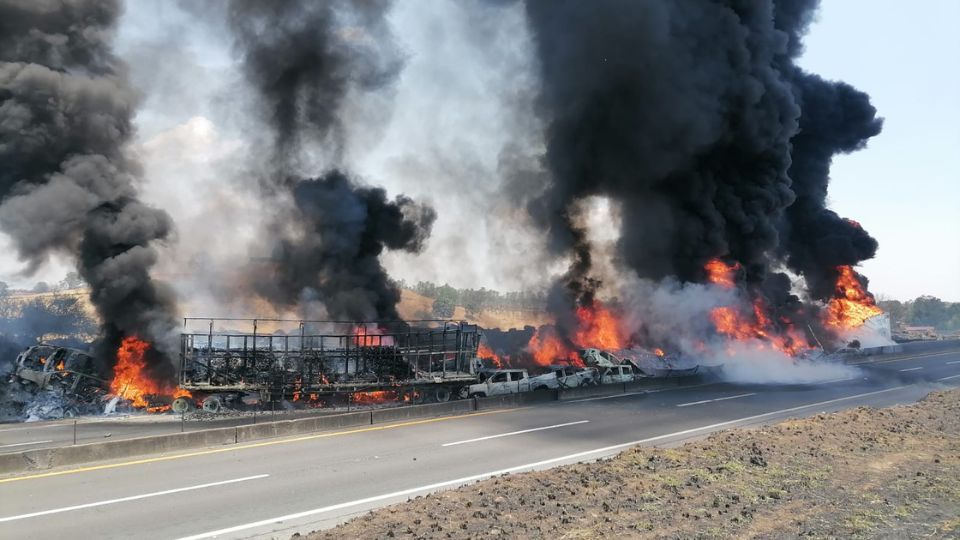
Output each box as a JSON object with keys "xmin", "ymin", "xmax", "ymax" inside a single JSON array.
[{"xmin": 4, "ymin": 259, "xmax": 890, "ymax": 423}]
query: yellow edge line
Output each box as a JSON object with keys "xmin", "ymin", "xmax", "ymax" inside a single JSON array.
[
  {"xmin": 0, "ymin": 408, "xmax": 514, "ymax": 484},
  {"xmin": 849, "ymin": 350, "xmax": 959, "ymax": 366}
]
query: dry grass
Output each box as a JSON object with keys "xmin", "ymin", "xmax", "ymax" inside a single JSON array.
[{"xmin": 302, "ymin": 389, "xmax": 960, "ymax": 540}]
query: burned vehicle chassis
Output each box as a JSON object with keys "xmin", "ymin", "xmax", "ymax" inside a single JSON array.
[{"xmin": 179, "ymin": 318, "xmax": 482, "ymax": 404}]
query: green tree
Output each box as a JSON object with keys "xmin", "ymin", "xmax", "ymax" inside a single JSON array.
[{"xmin": 908, "ymin": 296, "xmax": 947, "ymax": 328}]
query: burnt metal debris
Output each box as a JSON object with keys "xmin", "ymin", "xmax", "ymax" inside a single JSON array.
[{"xmin": 179, "ymin": 318, "xmax": 482, "ymax": 402}]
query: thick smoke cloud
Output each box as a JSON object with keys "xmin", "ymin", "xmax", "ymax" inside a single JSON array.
[
  {"xmin": 0, "ymin": 0, "xmax": 178, "ymax": 380},
  {"xmin": 253, "ymin": 170, "xmax": 435, "ymax": 321},
  {"xmin": 521, "ymin": 0, "xmax": 882, "ymax": 330},
  {"xmin": 523, "ymin": 1, "xmax": 799, "ymax": 289},
  {"xmin": 779, "ymin": 74, "xmax": 882, "ymax": 299},
  {"xmin": 227, "ymin": 0, "xmax": 434, "ymax": 321}
]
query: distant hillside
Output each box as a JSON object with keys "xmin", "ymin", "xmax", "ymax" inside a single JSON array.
[
  {"xmin": 397, "ymin": 289, "xmax": 552, "ymax": 330},
  {"xmin": 2, "ymin": 288, "xmax": 550, "ymax": 332}
]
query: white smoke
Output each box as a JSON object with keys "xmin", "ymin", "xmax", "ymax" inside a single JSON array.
[{"xmin": 615, "ymin": 274, "xmax": 862, "ymax": 385}]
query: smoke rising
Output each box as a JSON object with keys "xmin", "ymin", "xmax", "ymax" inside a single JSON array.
[
  {"xmin": 519, "ymin": 0, "xmax": 882, "ymax": 342},
  {"xmin": 0, "ymin": 0, "xmax": 178, "ymax": 381},
  {"xmin": 226, "ymin": 0, "xmax": 434, "ymax": 321},
  {"xmin": 252, "ymin": 170, "xmax": 435, "ymax": 321}
]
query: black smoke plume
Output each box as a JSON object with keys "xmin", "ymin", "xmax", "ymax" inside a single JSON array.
[
  {"xmin": 521, "ymin": 0, "xmax": 881, "ymax": 330},
  {"xmin": 255, "ymin": 170, "xmax": 435, "ymax": 321},
  {"xmin": 227, "ymin": 0, "xmax": 434, "ymax": 321},
  {"xmin": 0, "ymin": 0, "xmax": 178, "ymax": 381}
]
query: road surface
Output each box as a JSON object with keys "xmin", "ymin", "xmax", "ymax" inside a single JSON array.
[{"xmin": 0, "ymin": 349, "xmax": 958, "ymax": 540}]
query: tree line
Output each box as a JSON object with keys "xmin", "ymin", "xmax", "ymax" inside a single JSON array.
[
  {"xmin": 878, "ymin": 296, "xmax": 960, "ymax": 333},
  {"xmin": 393, "ymin": 280, "xmax": 548, "ymax": 319}
]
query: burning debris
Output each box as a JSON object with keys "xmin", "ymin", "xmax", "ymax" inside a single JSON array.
[
  {"xmin": 0, "ymin": 1, "xmax": 896, "ymax": 420},
  {"xmin": 482, "ymin": 0, "xmax": 891, "ymax": 372},
  {"xmin": 0, "ymin": 0, "xmax": 180, "ymax": 419}
]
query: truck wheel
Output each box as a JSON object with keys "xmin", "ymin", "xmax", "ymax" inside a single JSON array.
[
  {"xmin": 172, "ymin": 397, "xmax": 194, "ymax": 413},
  {"xmin": 433, "ymin": 387, "xmax": 451, "ymax": 403},
  {"xmin": 202, "ymin": 396, "xmax": 222, "ymax": 414}
]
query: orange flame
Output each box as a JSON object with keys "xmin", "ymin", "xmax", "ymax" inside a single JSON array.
[
  {"xmin": 824, "ymin": 265, "xmax": 883, "ymax": 329},
  {"xmin": 527, "ymin": 327, "xmax": 579, "ymax": 366},
  {"xmin": 353, "ymin": 390, "xmax": 398, "ymax": 405},
  {"xmin": 55, "ymin": 359, "xmax": 65, "ymax": 371},
  {"xmin": 704, "ymin": 258, "xmax": 810, "ymax": 357},
  {"xmin": 477, "ymin": 343, "xmax": 504, "ymax": 368},
  {"xmin": 573, "ymin": 302, "xmax": 627, "ymax": 350},
  {"xmin": 352, "ymin": 324, "xmax": 394, "ymax": 347},
  {"xmin": 526, "ymin": 301, "xmax": 624, "ymax": 366},
  {"xmin": 709, "ymin": 301, "xmax": 808, "ymax": 356},
  {"xmin": 110, "ymin": 336, "xmax": 191, "ymax": 411},
  {"xmin": 705, "ymin": 258, "xmax": 741, "ymax": 289},
  {"xmin": 653, "ymin": 348, "xmax": 665, "ymax": 357}
]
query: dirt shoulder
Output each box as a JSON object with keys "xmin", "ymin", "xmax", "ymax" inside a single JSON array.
[{"xmin": 302, "ymin": 389, "xmax": 960, "ymax": 539}]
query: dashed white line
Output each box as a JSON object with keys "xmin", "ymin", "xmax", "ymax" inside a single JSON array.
[
  {"xmin": 0, "ymin": 440, "xmax": 52, "ymax": 449},
  {"xmin": 0, "ymin": 424, "xmax": 70, "ymax": 434},
  {"xmin": 898, "ymin": 367, "xmax": 923, "ymax": 372},
  {"xmin": 676, "ymin": 393, "xmax": 756, "ymax": 408},
  {"xmin": 820, "ymin": 377, "xmax": 857, "ymax": 384},
  {"xmin": 442, "ymin": 420, "xmax": 589, "ymax": 447},
  {"xmin": 946, "ymin": 360, "xmax": 960, "ymax": 365},
  {"xmin": 177, "ymin": 385, "xmax": 909, "ymax": 540},
  {"xmin": 938, "ymin": 374, "xmax": 960, "ymax": 381},
  {"xmin": 0, "ymin": 474, "xmax": 269, "ymax": 523},
  {"xmin": 565, "ymin": 391, "xmax": 651, "ymax": 403}
]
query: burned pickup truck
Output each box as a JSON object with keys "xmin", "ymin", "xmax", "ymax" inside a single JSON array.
[{"xmin": 11, "ymin": 344, "xmax": 109, "ymax": 417}]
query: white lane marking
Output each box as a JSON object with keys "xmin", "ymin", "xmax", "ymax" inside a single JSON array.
[
  {"xmin": 566, "ymin": 391, "xmax": 650, "ymax": 403},
  {"xmin": 0, "ymin": 440, "xmax": 53, "ymax": 449},
  {"xmin": 564, "ymin": 382, "xmax": 717, "ymax": 403},
  {"xmin": 442, "ymin": 420, "xmax": 590, "ymax": 447},
  {"xmin": 0, "ymin": 474, "xmax": 269, "ymax": 523},
  {"xmin": 676, "ymin": 393, "xmax": 756, "ymax": 408},
  {"xmin": 899, "ymin": 367, "xmax": 923, "ymax": 372},
  {"xmin": 946, "ymin": 360, "xmax": 960, "ymax": 365},
  {"xmin": 0, "ymin": 424, "xmax": 70, "ymax": 434},
  {"xmin": 820, "ymin": 377, "xmax": 856, "ymax": 384},
  {"xmin": 938, "ymin": 374, "xmax": 960, "ymax": 381},
  {"xmin": 177, "ymin": 385, "xmax": 908, "ymax": 540}
]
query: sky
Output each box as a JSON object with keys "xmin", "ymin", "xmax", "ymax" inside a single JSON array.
[
  {"xmin": 0, "ymin": 0, "xmax": 957, "ymax": 302},
  {"xmin": 797, "ymin": 0, "xmax": 960, "ymax": 301}
]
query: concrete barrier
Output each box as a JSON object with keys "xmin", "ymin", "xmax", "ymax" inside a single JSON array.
[
  {"xmin": 235, "ymin": 411, "xmax": 372, "ymax": 443},
  {"xmin": 519, "ymin": 389, "xmax": 559, "ymax": 404},
  {"xmin": 371, "ymin": 400, "xmax": 474, "ymax": 424},
  {"xmin": 898, "ymin": 339, "xmax": 960, "ymax": 353},
  {"xmin": 0, "ymin": 427, "xmax": 237, "ymax": 475},
  {"xmin": 558, "ymin": 383, "xmax": 625, "ymax": 401},
  {"xmin": 475, "ymin": 393, "xmax": 522, "ymax": 410}
]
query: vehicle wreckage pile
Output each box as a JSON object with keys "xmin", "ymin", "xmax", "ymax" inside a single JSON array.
[
  {"xmin": 0, "ymin": 0, "xmax": 895, "ymax": 422},
  {"xmin": 2, "ymin": 258, "xmax": 890, "ymax": 421}
]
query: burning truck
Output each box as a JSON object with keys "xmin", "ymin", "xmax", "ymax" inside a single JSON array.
[{"xmin": 176, "ymin": 318, "xmax": 485, "ymax": 411}]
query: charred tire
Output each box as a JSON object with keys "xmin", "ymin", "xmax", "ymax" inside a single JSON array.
[
  {"xmin": 201, "ymin": 396, "xmax": 222, "ymax": 414},
  {"xmin": 433, "ymin": 387, "xmax": 451, "ymax": 403},
  {"xmin": 172, "ymin": 397, "xmax": 195, "ymax": 413}
]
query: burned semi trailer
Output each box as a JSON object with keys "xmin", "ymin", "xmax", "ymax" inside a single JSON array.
[{"xmin": 178, "ymin": 318, "xmax": 483, "ymax": 409}]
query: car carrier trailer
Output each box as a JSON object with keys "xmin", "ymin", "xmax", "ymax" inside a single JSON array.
[{"xmin": 178, "ymin": 318, "xmax": 484, "ymax": 411}]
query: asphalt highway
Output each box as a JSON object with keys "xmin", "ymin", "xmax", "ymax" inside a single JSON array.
[{"xmin": 0, "ymin": 349, "xmax": 958, "ymax": 540}]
